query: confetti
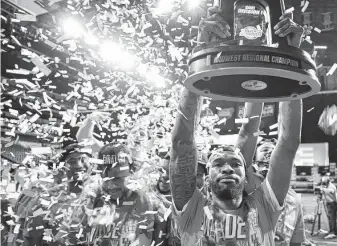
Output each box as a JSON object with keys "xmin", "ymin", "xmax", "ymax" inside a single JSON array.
[
  {"xmin": 144, "ymin": 211, "xmax": 158, "ymax": 215},
  {"xmin": 326, "ymin": 63, "xmax": 337, "ymax": 76},
  {"xmin": 269, "ymin": 131, "xmax": 278, "ymax": 136},
  {"xmin": 253, "ymin": 131, "xmax": 265, "ymax": 137},
  {"xmin": 122, "ymin": 201, "xmax": 134, "ymax": 206},
  {"xmin": 313, "ymin": 27, "xmax": 321, "ymax": 33},
  {"xmin": 164, "ymin": 208, "xmax": 172, "ymax": 221},
  {"xmin": 307, "ymin": 107, "xmax": 315, "ymax": 113},
  {"xmin": 269, "ymin": 123, "xmax": 278, "ymax": 130},
  {"xmin": 235, "ymin": 118, "xmax": 249, "ymax": 124},
  {"xmin": 301, "ymin": 1, "xmax": 309, "ymax": 12},
  {"xmin": 203, "ymin": 206, "xmax": 213, "ymax": 220},
  {"xmin": 13, "ymin": 224, "xmax": 21, "ymax": 234}
]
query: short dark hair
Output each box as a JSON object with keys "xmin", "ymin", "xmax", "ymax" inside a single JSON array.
[
  {"xmin": 59, "ymin": 143, "xmax": 92, "ymax": 162},
  {"xmin": 207, "ymin": 145, "xmax": 247, "ymax": 170}
]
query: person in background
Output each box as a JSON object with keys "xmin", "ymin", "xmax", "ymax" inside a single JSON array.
[
  {"xmin": 13, "ymin": 143, "xmax": 93, "ymax": 246},
  {"xmin": 76, "ymin": 112, "xmax": 109, "ymax": 155},
  {"xmin": 76, "ymin": 112, "xmax": 152, "ymax": 172},
  {"xmin": 236, "ymin": 101, "xmax": 308, "ymax": 246},
  {"xmin": 321, "ymin": 176, "xmax": 337, "ymax": 239},
  {"xmin": 62, "ymin": 143, "xmax": 154, "ymax": 246}
]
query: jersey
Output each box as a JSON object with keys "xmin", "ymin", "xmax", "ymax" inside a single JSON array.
[
  {"xmin": 274, "ymin": 189, "xmax": 305, "ymax": 246},
  {"xmin": 87, "ymin": 191, "xmax": 154, "ymax": 246},
  {"xmin": 171, "ymin": 180, "xmax": 283, "ymax": 246}
]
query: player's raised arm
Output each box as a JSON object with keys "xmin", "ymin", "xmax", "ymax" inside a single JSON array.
[
  {"xmin": 170, "ymin": 89, "xmax": 201, "ymax": 211},
  {"xmin": 267, "ymin": 100, "xmax": 302, "ymax": 204},
  {"xmin": 235, "ymin": 102, "xmax": 264, "ymax": 167},
  {"xmin": 170, "ymin": 6, "xmax": 231, "ymax": 211}
]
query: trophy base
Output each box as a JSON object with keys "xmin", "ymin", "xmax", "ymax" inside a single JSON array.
[{"xmin": 185, "ymin": 45, "xmax": 320, "ymax": 102}]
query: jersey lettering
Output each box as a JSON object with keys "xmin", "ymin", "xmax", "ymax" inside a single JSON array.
[{"xmin": 204, "ymin": 211, "xmax": 247, "ymax": 243}]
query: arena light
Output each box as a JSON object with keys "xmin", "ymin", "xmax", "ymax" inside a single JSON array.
[
  {"xmin": 84, "ymin": 33, "xmax": 99, "ymax": 45},
  {"xmin": 146, "ymin": 70, "xmax": 166, "ymax": 88},
  {"xmin": 99, "ymin": 41, "xmax": 121, "ymax": 61},
  {"xmin": 153, "ymin": 0, "xmax": 174, "ymax": 15},
  {"xmin": 188, "ymin": 0, "xmax": 201, "ymax": 9},
  {"xmin": 99, "ymin": 41, "xmax": 137, "ymax": 69},
  {"xmin": 118, "ymin": 52, "xmax": 137, "ymax": 70},
  {"xmin": 62, "ymin": 18, "xmax": 84, "ymax": 38}
]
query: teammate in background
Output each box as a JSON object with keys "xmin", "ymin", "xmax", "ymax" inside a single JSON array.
[
  {"xmin": 320, "ymin": 176, "xmax": 337, "ymax": 239},
  {"xmin": 76, "ymin": 112, "xmax": 109, "ymax": 155},
  {"xmin": 238, "ymin": 125, "xmax": 307, "ymax": 246},
  {"xmin": 169, "ymin": 6, "xmax": 304, "ymax": 246},
  {"xmin": 62, "ymin": 143, "xmax": 154, "ymax": 246},
  {"xmin": 76, "ymin": 112, "xmax": 152, "ymax": 170},
  {"xmin": 14, "ymin": 143, "xmax": 93, "ymax": 246}
]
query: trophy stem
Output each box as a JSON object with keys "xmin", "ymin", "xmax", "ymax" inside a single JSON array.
[{"xmin": 279, "ymin": 0, "xmax": 286, "ymax": 13}]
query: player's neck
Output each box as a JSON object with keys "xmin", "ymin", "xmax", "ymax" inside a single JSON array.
[{"xmin": 212, "ymin": 193, "xmax": 243, "ymax": 211}]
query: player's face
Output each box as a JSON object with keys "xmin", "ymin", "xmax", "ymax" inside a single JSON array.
[
  {"xmin": 102, "ymin": 178, "xmax": 127, "ymax": 199},
  {"xmin": 158, "ymin": 174, "xmax": 170, "ymax": 194},
  {"xmin": 255, "ymin": 143, "xmax": 275, "ymax": 162},
  {"xmin": 65, "ymin": 152, "xmax": 91, "ymax": 182},
  {"xmin": 209, "ymin": 151, "xmax": 246, "ymax": 201},
  {"xmin": 129, "ymin": 127, "xmax": 148, "ymax": 152},
  {"xmin": 254, "ymin": 143, "xmax": 275, "ymax": 179},
  {"xmin": 255, "ymin": 162, "xmax": 270, "ymax": 179}
]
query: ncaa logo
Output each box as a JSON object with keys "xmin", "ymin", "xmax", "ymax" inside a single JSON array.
[{"xmin": 239, "ymin": 26, "xmax": 263, "ymax": 40}]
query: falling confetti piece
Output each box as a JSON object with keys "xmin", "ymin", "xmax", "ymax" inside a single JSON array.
[
  {"xmin": 253, "ymin": 131, "xmax": 265, "ymax": 137},
  {"xmin": 269, "ymin": 123, "xmax": 278, "ymax": 130},
  {"xmin": 235, "ymin": 118, "xmax": 249, "ymax": 124},
  {"xmin": 313, "ymin": 27, "xmax": 321, "ymax": 33},
  {"xmin": 301, "ymin": 1, "xmax": 309, "ymax": 12},
  {"xmin": 307, "ymin": 107, "xmax": 315, "ymax": 112},
  {"xmin": 326, "ymin": 63, "xmax": 337, "ymax": 76},
  {"xmin": 203, "ymin": 206, "xmax": 213, "ymax": 220}
]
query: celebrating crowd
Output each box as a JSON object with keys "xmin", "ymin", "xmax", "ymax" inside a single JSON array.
[{"xmin": 1, "ymin": 3, "xmax": 337, "ymax": 246}]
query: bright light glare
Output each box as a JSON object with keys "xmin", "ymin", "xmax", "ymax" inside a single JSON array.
[
  {"xmin": 188, "ymin": 0, "xmax": 201, "ymax": 9},
  {"xmin": 99, "ymin": 41, "xmax": 136, "ymax": 69},
  {"xmin": 99, "ymin": 41, "xmax": 121, "ymax": 61},
  {"xmin": 119, "ymin": 52, "xmax": 136, "ymax": 70},
  {"xmin": 147, "ymin": 70, "xmax": 166, "ymax": 88},
  {"xmin": 62, "ymin": 18, "xmax": 84, "ymax": 38},
  {"xmin": 84, "ymin": 33, "xmax": 99, "ymax": 45},
  {"xmin": 154, "ymin": 0, "xmax": 174, "ymax": 15}
]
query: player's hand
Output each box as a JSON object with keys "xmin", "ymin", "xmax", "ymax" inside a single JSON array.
[
  {"xmin": 88, "ymin": 112, "xmax": 110, "ymax": 124},
  {"xmin": 197, "ymin": 6, "xmax": 231, "ymax": 45},
  {"xmin": 274, "ymin": 9, "xmax": 304, "ymax": 48}
]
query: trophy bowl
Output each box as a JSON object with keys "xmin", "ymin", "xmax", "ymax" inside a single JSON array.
[{"xmin": 184, "ymin": 0, "xmax": 321, "ymax": 102}]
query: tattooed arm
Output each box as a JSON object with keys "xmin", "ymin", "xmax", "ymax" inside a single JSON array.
[
  {"xmin": 267, "ymin": 100, "xmax": 302, "ymax": 204},
  {"xmin": 169, "ymin": 5, "xmax": 232, "ymax": 211},
  {"xmin": 170, "ymin": 89, "xmax": 202, "ymax": 211},
  {"xmin": 235, "ymin": 103, "xmax": 264, "ymax": 167}
]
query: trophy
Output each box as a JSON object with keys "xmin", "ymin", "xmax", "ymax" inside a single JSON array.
[{"xmin": 184, "ymin": 0, "xmax": 320, "ymax": 102}]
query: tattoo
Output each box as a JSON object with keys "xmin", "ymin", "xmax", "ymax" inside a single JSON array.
[
  {"xmin": 170, "ymin": 89, "xmax": 201, "ymax": 210},
  {"xmin": 277, "ymin": 101, "xmax": 301, "ymax": 149},
  {"xmin": 170, "ymin": 141, "xmax": 197, "ymax": 210},
  {"xmin": 172, "ymin": 89, "xmax": 202, "ymax": 141}
]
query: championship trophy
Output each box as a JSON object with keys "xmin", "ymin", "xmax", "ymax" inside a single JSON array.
[{"xmin": 184, "ymin": 0, "xmax": 320, "ymax": 102}]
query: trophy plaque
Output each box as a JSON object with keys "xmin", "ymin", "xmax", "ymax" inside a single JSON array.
[{"xmin": 184, "ymin": 0, "xmax": 320, "ymax": 102}]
